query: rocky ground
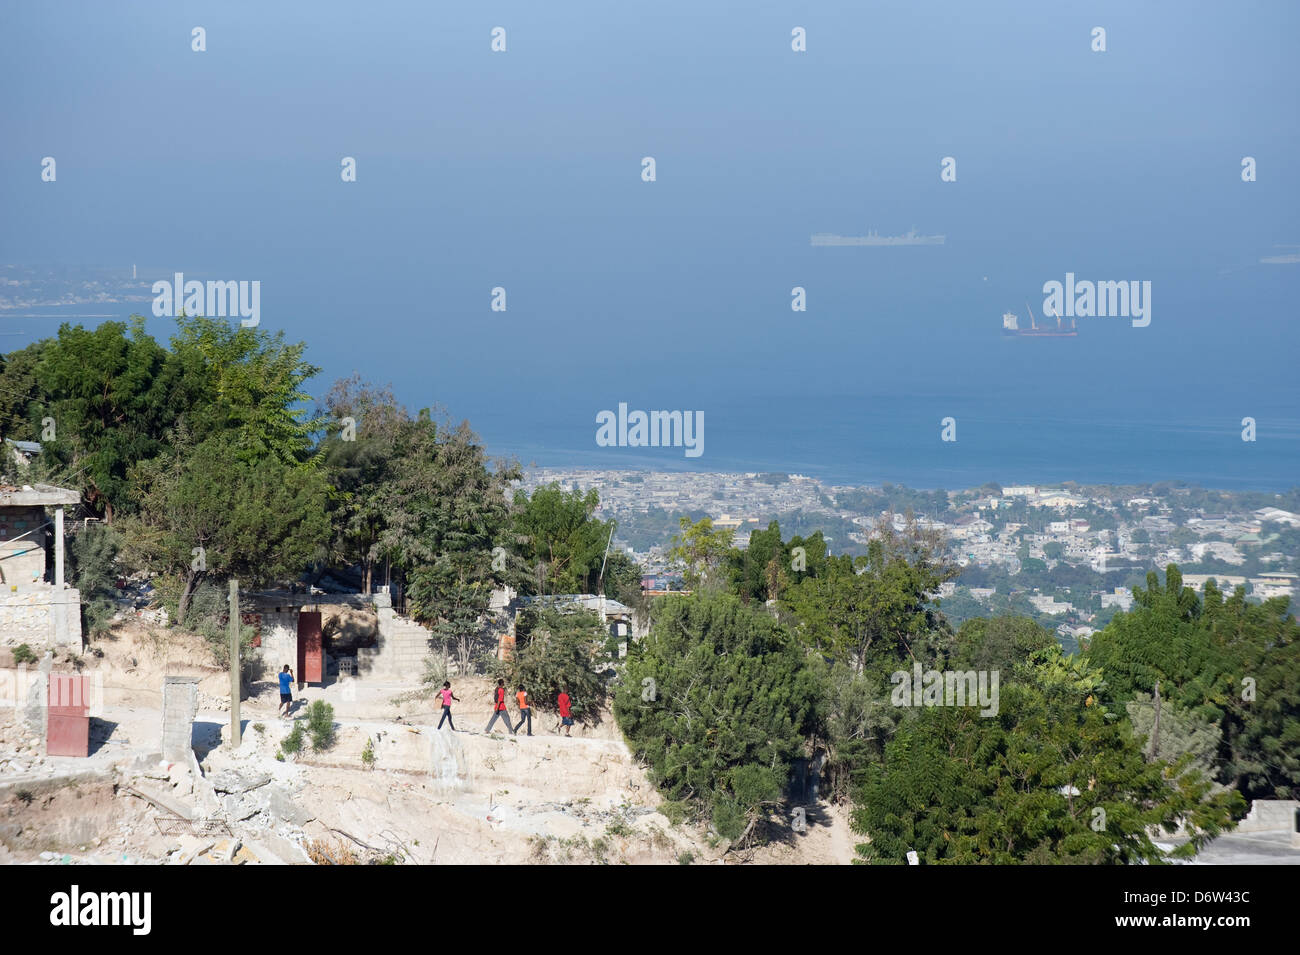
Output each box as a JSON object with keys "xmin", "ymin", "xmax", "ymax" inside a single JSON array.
[{"xmin": 1, "ymin": 622, "xmax": 857, "ymax": 865}]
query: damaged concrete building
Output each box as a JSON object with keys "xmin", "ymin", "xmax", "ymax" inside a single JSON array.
[{"xmin": 0, "ymin": 483, "xmax": 82, "ymax": 650}]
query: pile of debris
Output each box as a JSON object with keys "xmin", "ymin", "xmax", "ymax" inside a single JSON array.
[{"xmin": 120, "ymin": 758, "xmax": 314, "ymax": 865}]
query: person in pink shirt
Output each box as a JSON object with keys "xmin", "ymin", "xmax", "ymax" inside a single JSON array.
[{"xmin": 437, "ymin": 681, "xmax": 460, "ymax": 731}]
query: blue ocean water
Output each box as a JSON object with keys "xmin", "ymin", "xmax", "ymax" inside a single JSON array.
[
  {"xmin": 3, "ymin": 2, "xmax": 1298, "ymax": 492},
  {"xmin": 7, "ymin": 292, "xmax": 1298, "ymax": 491},
  {"xmin": 483, "ymin": 395, "xmax": 1300, "ymax": 491}
]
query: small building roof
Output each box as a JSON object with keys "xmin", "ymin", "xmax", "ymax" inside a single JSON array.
[
  {"xmin": 521, "ymin": 594, "xmax": 634, "ymax": 616},
  {"xmin": 0, "ymin": 483, "xmax": 80, "ymax": 507}
]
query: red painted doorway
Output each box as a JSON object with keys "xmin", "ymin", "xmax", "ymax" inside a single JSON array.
[{"xmin": 297, "ymin": 611, "xmax": 323, "ymax": 684}]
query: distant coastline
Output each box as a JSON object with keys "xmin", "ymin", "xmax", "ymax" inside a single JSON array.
[{"xmin": 515, "ymin": 466, "xmax": 1297, "ymax": 498}]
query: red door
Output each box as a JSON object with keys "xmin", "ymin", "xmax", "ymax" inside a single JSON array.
[
  {"xmin": 297, "ymin": 611, "xmax": 323, "ymax": 684},
  {"xmin": 47, "ymin": 675, "xmax": 90, "ymax": 757}
]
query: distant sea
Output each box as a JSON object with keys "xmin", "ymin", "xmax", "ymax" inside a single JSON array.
[
  {"xmin": 7, "ymin": 305, "xmax": 1298, "ymax": 493},
  {"xmin": 483, "ymin": 394, "xmax": 1300, "ymax": 492}
]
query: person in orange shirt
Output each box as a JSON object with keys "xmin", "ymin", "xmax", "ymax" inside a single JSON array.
[
  {"xmin": 485, "ymin": 679, "xmax": 516, "ymax": 735},
  {"xmin": 513, "ymin": 685, "xmax": 532, "ymax": 736}
]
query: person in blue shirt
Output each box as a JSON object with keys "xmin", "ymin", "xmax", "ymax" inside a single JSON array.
[{"xmin": 278, "ymin": 665, "xmax": 294, "ymax": 717}]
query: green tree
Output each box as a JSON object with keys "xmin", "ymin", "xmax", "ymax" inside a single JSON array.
[
  {"xmin": 317, "ymin": 375, "xmax": 409, "ymax": 593},
  {"xmin": 166, "ymin": 313, "xmax": 322, "ymax": 465},
  {"xmin": 67, "ymin": 523, "xmax": 123, "ymax": 639},
  {"xmin": 34, "ymin": 319, "xmax": 175, "ymax": 520},
  {"xmin": 512, "ymin": 484, "xmax": 612, "ymax": 595},
  {"xmin": 0, "ymin": 340, "xmax": 47, "ymax": 445},
  {"xmin": 1126, "ymin": 691, "xmax": 1222, "ymax": 781},
  {"xmin": 667, "ymin": 516, "xmax": 734, "ymax": 590},
  {"xmin": 781, "ymin": 514, "xmax": 956, "ymax": 671},
  {"xmin": 950, "ymin": 615, "xmax": 1057, "ymax": 672},
  {"xmin": 129, "ymin": 437, "xmax": 331, "ymax": 624},
  {"xmin": 387, "ymin": 414, "xmax": 520, "ymax": 673},
  {"xmin": 852, "ymin": 645, "xmax": 1243, "ymax": 864},
  {"xmin": 613, "ymin": 593, "xmax": 820, "ymax": 845},
  {"xmin": 1086, "ymin": 568, "xmax": 1300, "ymax": 799}
]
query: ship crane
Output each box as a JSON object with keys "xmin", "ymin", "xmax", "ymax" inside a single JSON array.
[{"xmin": 1044, "ymin": 301, "xmax": 1076, "ymax": 329}]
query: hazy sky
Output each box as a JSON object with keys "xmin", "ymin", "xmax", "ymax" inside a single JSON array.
[{"xmin": 3, "ymin": 1, "xmax": 1298, "ymax": 484}]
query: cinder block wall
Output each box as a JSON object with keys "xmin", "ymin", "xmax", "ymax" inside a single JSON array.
[
  {"xmin": 161, "ymin": 676, "xmax": 199, "ymax": 762},
  {"xmin": 1238, "ymin": 799, "xmax": 1300, "ymax": 832}
]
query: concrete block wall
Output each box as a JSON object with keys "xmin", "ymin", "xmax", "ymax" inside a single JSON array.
[
  {"xmin": 0, "ymin": 588, "xmax": 83, "ymax": 650},
  {"xmin": 161, "ymin": 676, "xmax": 199, "ymax": 762},
  {"xmin": 0, "ymin": 593, "xmax": 51, "ymax": 643},
  {"xmin": 256, "ymin": 612, "xmax": 300, "ymax": 676},
  {"xmin": 1237, "ymin": 799, "xmax": 1300, "ymax": 832},
  {"xmin": 357, "ymin": 592, "xmax": 435, "ymax": 681},
  {"xmin": 20, "ymin": 653, "xmax": 52, "ymax": 750}
]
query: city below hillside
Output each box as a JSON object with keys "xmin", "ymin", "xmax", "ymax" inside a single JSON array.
[{"xmin": 520, "ymin": 469, "xmax": 1300, "ymax": 651}]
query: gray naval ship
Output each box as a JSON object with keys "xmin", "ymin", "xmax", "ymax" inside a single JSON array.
[{"xmin": 811, "ymin": 227, "xmax": 945, "ymax": 247}]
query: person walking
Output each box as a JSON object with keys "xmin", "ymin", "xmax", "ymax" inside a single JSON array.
[
  {"xmin": 485, "ymin": 679, "xmax": 516, "ymax": 735},
  {"xmin": 437, "ymin": 681, "xmax": 459, "ymax": 731},
  {"xmin": 277, "ymin": 665, "xmax": 294, "ymax": 718},
  {"xmin": 513, "ymin": 685, "xmax": 532, "ymax": 736},
  {"xmin": 556, "ymin": 687, "xmax": 574, "ymax": 737}
]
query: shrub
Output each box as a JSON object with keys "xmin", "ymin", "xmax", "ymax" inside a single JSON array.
[
  {"xmin": 499, "ymin": 607, "xmax": 610, "ymax": 724},
  {"xmin": 361, "ymin": 737, "xmax": 375, "ymax": 769},
  {"xmin": 67, "ymin": 523, "xmax": 122, "ymax": 640},
  {"xmin": 11, "ymin": 644, "xmax": 39, "ymax": 665},
  {"xmin": 280, "ymin": 722, "xmax": 305, "ymax": 757},
  {"xmin": 421, "ymin": 654, "xmax": 448, "ymax": 687},
  {"xmin": 153, "ymin": 577, "xmax": 256, "ymax": 666},
  {"xmin": 658, "ymin": 800, "xmax": 688, "ymax": 827},
  {"xmin": 305, "ymin": 700, "xmax": 335, "ymax": 751}
]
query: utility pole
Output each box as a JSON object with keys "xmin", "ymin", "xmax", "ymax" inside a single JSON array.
[
  {"xmin": 229, "ymin": 579, "xmax": 241, "ymax": 749},
  {"xmin": 597, "ymin": 522, "xmax": 616, "ymax": 596},
  {"xmin": 1148, "ymin": 680, "xmax": 1161, "ymax": 761}
]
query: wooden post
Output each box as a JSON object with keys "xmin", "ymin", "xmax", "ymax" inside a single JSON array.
[
  {"xmin": 54, "ymin": 506, "xmax": 65, "ymax": 587},
  {"xmin": 229, "ymin": 579, "xmax": 241, "ymax": 748}
]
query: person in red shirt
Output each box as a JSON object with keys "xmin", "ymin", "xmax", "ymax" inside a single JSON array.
[
  {"xmin": 556, "ymin": 688, "xmax": 574, "ymax": 737},
  {"xmin": 485, "ymin": 679, "xmax": 516, "ymax": 735}
]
